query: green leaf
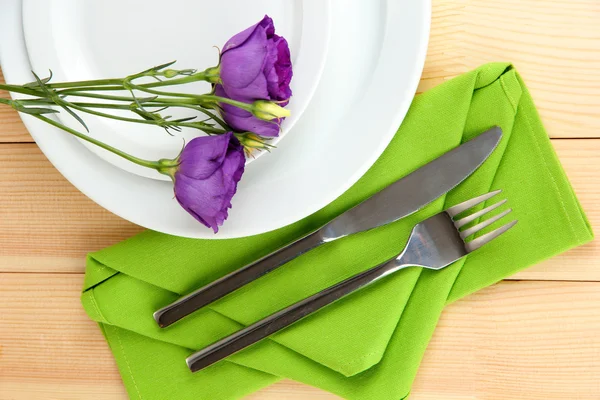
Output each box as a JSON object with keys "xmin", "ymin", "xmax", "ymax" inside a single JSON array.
[
  {"xmin": 30, "ymin": 71, "xmax": 89, "ymax": 132},
  {"xmin": 141, "ymin": 60, "xmax": 177, "ymax": 74},
  {"xmin": 23, "ymin": 69, "xmax": 53, "ymax": 88},
  {"xmin": 138, "ymin": 96, "xmax": 159, "ymax": 103},
  {"xmin": 18, "ymin": 107, "xmax": 60, "ymax": 115},
  {"xmin": 172, "ymin": 116, "xmax": 197, "ymax": 123},
  {"xmin": 132, "ymin": 109, "xmax": 155, "ymax": 121},
  {"xmin": 61, "ymin": 104, "xmax": 90, "ymax": 132}
]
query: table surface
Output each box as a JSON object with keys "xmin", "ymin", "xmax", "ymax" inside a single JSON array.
[{"xmin": 1, "ymin": 1, "xmax": 600, "ymax": 399}]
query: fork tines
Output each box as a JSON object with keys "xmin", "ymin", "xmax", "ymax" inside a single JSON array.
[{"xmin": 446, "ymin": 190, "xmax": 517, "ymax": 252}]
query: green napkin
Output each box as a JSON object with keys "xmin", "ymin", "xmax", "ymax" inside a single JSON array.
[{"xmin": 81, "ymin": 63, "xmax": 593, "ymax": 400}]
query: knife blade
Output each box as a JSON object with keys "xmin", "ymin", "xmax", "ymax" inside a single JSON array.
[
  {"xmin": 320, "ymin": 126, "xmax": 503, "ymax": 240},
  {"xmin": 154, "ymin": 126, "xmax": 503, "ymax": 328}
]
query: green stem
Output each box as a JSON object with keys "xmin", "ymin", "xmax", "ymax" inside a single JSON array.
[
  {"xmin": 60, "ymin": 91, "xmax": 142, "ymax": 102},
  {"xmin": 59, "ymin": 80, "xmax": 253, "ymax": 117},
  {"xmin": 18, "ymin": 98, "xmax": 134, "ymax": 109},
  {"xmin": 0, "ymin": 83, "xmax": 46, "ymax": 97},
  {"xmin": 52, "ymin": 70, "xmax": 213, "ymax": 94},
  {"xmin": 65, "ymin": 101, "xmax": 212, "ymax": 132},
  {"xmin": 47, "ymin": 78, "xmax": 122, "ymax": 89},
  {"xmin": 14, "ymin": 87, "xmax": 231, "ymax": 128},
  {"xmin": 173, "ymin": 104, "xmax": 228, "ymax": 129},
  {"xmin": 19, "ymin": 98, "xmax": 226, "ymax": 134},
  {"xmin": 201, "ymin": 94, "xmax": 255, "ymax": 111},
  {"xmin": 74, "ymin": 100, "xmax": 224, "ymax": 125},
  {"xmin": 121, "ymin": 85, "xmax": 254, "ymax": 112},
  {"xmin": 2, "ymin": 80, "xmax": 250, "ymax": 115},
  {"xmin": 57, "ymin": 89, "xmax": 242, "ymax": 111},
  {"xmin": 125, "ymin": 82, "xmax": 201, "ymax": 99},
  {"xmin": 33, "ymin": 114, "xmax": 166, "ymax": 170},
  {"xmin": 57, "ymin": 91, "xmax": 196, "ymax": 104}
]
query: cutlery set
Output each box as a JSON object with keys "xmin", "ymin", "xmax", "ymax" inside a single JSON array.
[{"xmin": 153, "ymin": 127, "xmax": 517, "ymax": 373}]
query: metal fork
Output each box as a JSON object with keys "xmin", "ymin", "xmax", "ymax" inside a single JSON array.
[{"xmin": 186, "ymin": 190, "xmax": 517, "ymax": 373}]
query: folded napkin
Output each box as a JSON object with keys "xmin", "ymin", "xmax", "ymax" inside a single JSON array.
[{"xmin": 81, "ymin": 63, "xmax": 593, "ymax": 400}]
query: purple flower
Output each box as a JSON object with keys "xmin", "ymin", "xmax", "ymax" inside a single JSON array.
[
  {"xmin": 217, "ymin": 15, "xmax": 292, "ymax": 136},
  {"xmin": 173, "ymin": 132, "xmax": 245, "ymax": 233},
  {"xmin": 215, "ymin": 84, "xmax": 281, "ymax": 137}
]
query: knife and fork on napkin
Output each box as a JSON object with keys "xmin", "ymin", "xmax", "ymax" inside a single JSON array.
[
  {"xmin": 153, "ymin": 126, "xmax": 517, "ymax": 372},
  {"xmin": 81, "ymin": 64, "xmax": 593, "ymax": 400}
]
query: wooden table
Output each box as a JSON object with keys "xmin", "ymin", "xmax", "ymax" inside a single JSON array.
[{"xmin": 1, "ymin": 1, "xmax": 599, "ymax": 399}]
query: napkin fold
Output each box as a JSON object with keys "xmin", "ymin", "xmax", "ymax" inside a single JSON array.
[{"xmin": 81, "ymin": 63, "xmax": 593, "ymax": 400}]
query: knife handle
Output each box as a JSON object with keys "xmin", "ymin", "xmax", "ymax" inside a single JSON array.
[
  {"xmin": 153, "ymin": 229, "xmax": 325, "ymax": 328},
  {"xmin": 186, "ymin": 257, "xmax": 399, "ymax": 373}
]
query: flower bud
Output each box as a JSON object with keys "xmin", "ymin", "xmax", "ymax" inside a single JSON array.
[
  {"xmin": 251, "ymin": 100, "xmax": 290, "ymax": 121},
  {"xmin": 237, "ymin": 132, "xmax": 262, "ymax": 148},
  {"xmin": 236, "ymin": 132, "xmax": 273, "ymax": 157},
  {"xmin": 163, "ymin": 69, "xmax": 179, "ymax": 78},
  {"xmin": 161, "ymin": 68, "xmax": 197, "ymax": 78}
]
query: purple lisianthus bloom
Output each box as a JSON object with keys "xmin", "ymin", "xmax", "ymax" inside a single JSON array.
[
  {"xmin": 217, "ymin": 15, "xmax": 292, "ymax": 136},
  {"xmin": 220, "ymin": 15, "xmax": 292, "ymax": 102},
  {"xmin": 173, "ymin": 132, "xmax": 245, "ymax": 233},
  {"xmin": 215, "ymin": 84, "xmax": 281, "ymax": 137}
]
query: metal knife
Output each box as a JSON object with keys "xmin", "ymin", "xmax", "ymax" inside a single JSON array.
[{"xmin": 154, "ymin": 126, "xmax": 503, "ymax": 328}]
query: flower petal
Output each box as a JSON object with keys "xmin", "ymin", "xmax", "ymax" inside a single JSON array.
[
  {"xmin": 222, "ymin": 15, "xmax": 274, "ymax": 53},
  {"xmin": 221, "ymin": 104, "xmax": 281, "ymax": 137},
  {"xmin": 178, "ymin": 133, "xmax": 232, "ymax": 180},
  {"xmin": 215, "ymin": 85, "xmax": 281, "ymax": 137},
  {"xmin": 221, "ymin": 23, "xmax": 269, "ymax": 97},
  {"xmin": 273, "ymin": 35, "xmax": 293, "ymax": 101}
]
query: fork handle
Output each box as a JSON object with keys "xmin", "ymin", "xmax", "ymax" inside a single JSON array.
[
  {"xmin": 186, "ymin": 257, "xmax": 402, "ymax": 373},
  {"xmin": 153, "ymin": 229, "xmax": 325, "ymax": 328}
]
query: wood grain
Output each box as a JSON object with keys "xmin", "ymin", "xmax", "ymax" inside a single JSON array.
[
  {"xmin": 1, "ymin": 274, "xmax": 599, "ymax": 399},
  {"xmin": 0, "ymin": 144, "xmax": 143, "ymax": 272},
  {"xmin": 419, "ymin": 0, "xmax": 600, "ymax": 139},
  {"xmin": 413, "ymin": 279, "xmax": 600, "ymax": 400},
  {"xmin": 0, "ymin": 141, "xmax": 597, "ymax": 280}
]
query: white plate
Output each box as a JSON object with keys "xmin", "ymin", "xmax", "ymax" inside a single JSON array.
[
  {"xmin": 22, "ymin": 0, "xmax": 329, "ymax": 180},
  {"xmin": 0, "ymin": 0, "xmax": 431, "ymax": 239}
]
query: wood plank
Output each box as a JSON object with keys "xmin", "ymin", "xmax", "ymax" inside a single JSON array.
[
  {"xmin": 418, "ymin": 0, "xmax": 600, "ymax": 139},
  {"xmin": 1, "ymin": 273, "xmax": 599, "ymax": 399},
  {"xmin": 412, "ymin": 279, "xmax": 600, "ymax": 399},
  {"xmin": 0, "ymin": 140, "xmax": 597, "ymax": 280},
  {"xmin": 0, "ymin": 144, "xmax": 143, "ymax": 273}
]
